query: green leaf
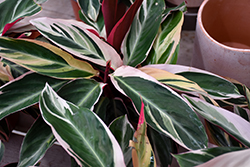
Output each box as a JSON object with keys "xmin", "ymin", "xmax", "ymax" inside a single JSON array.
[
  {"xmin": 58, "ymin": 78, "xmax": 104, "ymax": 109},
  {"xmin": 78, "ymin": 0, "xmax": 101, "ymax": 22},
  {"xmin": 184, "ymin": 95, "xmax": 250, "ymax": 147},
  {"xmin": 39, "ymin": 84, "xmax": 126, "ymax": 167},
  {"xmin": 147, "ymin": 126, "xmax": 173, "ymax": 166},
  {"xmin": 109, "ymin": 115, "xmax": 135, "ymax": 167},
  {"xmin": 0, "ymin": 0, "xmax": 41, "ymax": 35},
  {"xmin": 110, "ymin": 66, "xmax": 207, "ymax": 150},
  {"xmin": 148, "ymin": 11, "xmax": 184, "ymax": 64},
  {"xmin": 30, "ymin": 18, "xmax": 123, "ymax": 69},
  {"xmin": 174, "ymin": 147, "xmax": 245, "ymax": 167},
  {"xmin": 0, "ymin": 37, "xmax": 98, "ymax": 79},
  {"xmin": 122, "ymin": 0, "xmax": 165, "ymax": 67},
  {"xmin": 18, "ymin": 117, "xmax": 56, "ymax": 167},
  {"xmin": 146, "ymin": 64, "xmax": 243, "ymax": 99},
  {"xmin": 195, "ymin": 148, "xmax": 250, "ymax": 167},
  {"xmin": 0, "ymin": 72, "xmax": 67, "ymax": 120}
]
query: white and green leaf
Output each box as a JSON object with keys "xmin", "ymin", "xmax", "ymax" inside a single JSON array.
[
  {"xmin": 184, "ymin": 95, "xmax": 250, "ymax": 147},
  {"xmin": 40, "ymin": 84, "xmax": 126, "ymax": 167},
  {"xmin": 18, "ymin": 117, "xmax": 56, "ymax": 167},
  {"xmin": 146, "ymin": 64, "xmax": 242, "ymax": 99},
  {"xmin": 0, "ymin": 72, "xmax": 67, "ymax": 120},
  {"xmin": 0, "ymin": 0, "xmax": 41, "ymax": 35},
  {"xmin": 110, "ymin": 66, "xmax": 208, "ymax": 150},
  {"xmin": 78, "ymin": 0, "xmax": 101, "ymax": 22},
  {"xmin": 30, "ymin": 18, "xmax": 123, "ymax": 69},
  {"xmin": 121, "ymin": 0, "xmax": 165, "ymax": 67},
  {"xmin": 0, "ymin": 37, "xmax": 99, "ymax": 79},
  {"xmin": 174, "ymin": 147, "xmax": 245, "ymax": 167}
]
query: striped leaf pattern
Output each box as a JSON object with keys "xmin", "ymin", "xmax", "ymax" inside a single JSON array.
[
  {"xmin": 184, "ymin": 95, "xmax": 250, "ymax": 147},
  {"xmin": 18, "ymin": 117, "xmax": 56, "ymax": 167},
  {"xmin": 0, "ymin": 37, "xmax": 98, "ymax": 79},
  {"xmin": 146, "ymin": 64, "xmax": 243, "ymax": 99},
  {"xmin": 121, "ymin": 0, "xmax": 165, "ymax": 67},
  {"xmin": 174, "ymin": 147, "xmax": 245, "ymax": 167},
  {"xmin": 40, "ymin": 84, "xmax": 126, "ymax": 167},
  {"xmin": 148, "ymin": 10, "xmax": 184, "ymax": 64},
  {"xmin": 0, "ymin": 0, "xmax": 41, "ymax": 35},
  {"xmin": 0, "ymin": 72, "xmax": 67, "ymax": 120},
  {"xmin": 110, "ymin": 66, "xmax": 207, "ymax": 150},
  {"xmin": 30, "ymin": 18, "xmax": 123, "ymax": 69},
  {"xmin": 78, "ymin": 0, "xmax": 101, "ymax": 22}
]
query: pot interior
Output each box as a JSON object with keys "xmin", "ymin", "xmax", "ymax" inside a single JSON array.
[{"xmin": 201, "ymin": 0, "xmax": 250, "ymax": 49}]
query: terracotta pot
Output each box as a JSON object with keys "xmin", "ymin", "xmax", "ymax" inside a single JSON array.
[
  {"xmin": 70, "ymin": 0, "xmax": 81, "ymax": 21},
  {"xmin": 166, "ymin": 0, "xmax": 203, "ymax": 8},
  {"xmin": 192, "ymin": 0, "xmax": 250, "ymax": 87}
]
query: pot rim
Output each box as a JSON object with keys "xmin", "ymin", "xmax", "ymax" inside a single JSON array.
[{"xmin": 197, "ymin": 0, "xmax": 250, "ymax": 52}]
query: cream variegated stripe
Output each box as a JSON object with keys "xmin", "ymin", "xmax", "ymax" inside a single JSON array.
[
  {"xmin": 40, "ymin": 84, "xmax": 126, "ymax": 167},
  {"xmin": 110, "ymin": 66, "xmax": 207, "ymax": 150},
  {"xmin": 30, "ymin": 18, "xmax": 123, "ymax": 69}
]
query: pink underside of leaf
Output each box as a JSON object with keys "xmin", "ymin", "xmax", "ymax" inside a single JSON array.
[
  {"xmin": 137, "ymin": 98, "xmax": 145, "ymax": 130},
  {"xmin": 87, "ymin": 29, "xmax": 101, "ymax": 38},
  {"xmin": 2, "ymin": 18, "xmax": 23, "ymax": 35},
  {"xmin": 107, "ymin": 0, "xmax": 143, "ymax": 52}
]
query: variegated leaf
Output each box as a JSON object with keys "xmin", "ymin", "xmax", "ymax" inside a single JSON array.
[
  {"xmin": 0, "ymin": 37, "xmax": 98, "ymax": 79},
  {"xmin": 146, "ymin": 64, "xmax": 242, "ymax": 99},
  {"xmin": 184, "ymin": 95, "xmax": 250, "ymax": 147},
  {"xmin": 0, "ymin": 141, "xmax": 4, "ymax": 162},
  {"xmin": 18, "ymin": 117, "xmax": 56, "ymax": 167},
  {"xmin": 78, "ymin": 0, "xmax": 101, "ymax": 22},
  {"xmin": 196, "ymin": 148, "xmax": 250, "ymax": 167},
  {"xmin": 58, "ymin": 78, "xmax": 104, "ymax": 110},
  {"xmin": 30, "ymin": 18, "xmax": 123, "ymax": 69},
  {"xmin": 121, "ymin": 0, "xmax": 165, "ymax": 67},
  {"xmin": 0, "ymin": 72, "xmax": 67, "ymax": 120},
  {"xmin": 40, "ymin": 84, "xmax": 126, "ymax": 167},
  {"xmin": 109, "ymin": 115, "xmax": 135, "ymax": 166},
  {"xmin": 110, "ymin": 66, "xmax": 207, "ymax": 150},
  {"xmin": 0, "ymin": 0, "xmax": 41, "ymax": 35},
  {"xmin": 148, "ymin": 10, "xmax": 184, "ymax": 64},
  {"xmin": 174, "ymin": 147, "xmax": 245, "ymax": 167},
  {"xmin": 139, "ymin": 66, "xmax": 206, "ymax": 95}
]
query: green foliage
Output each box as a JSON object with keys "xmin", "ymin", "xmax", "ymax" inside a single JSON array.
[{"xmin": 0, "ymin": 0, "xmax": 250, "ymax": 166}]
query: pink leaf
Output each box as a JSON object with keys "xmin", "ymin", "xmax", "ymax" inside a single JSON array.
[
  {"xmin": 2, "ymin": 18, "xmax": 22, "ymax": 36},
  {"xmin": 107, "ymin": 0, "xmax": 143, "ymax": 52},
  {"xmin": 137, "ymin": 97, "xmax": 145, "ymax": 130}
]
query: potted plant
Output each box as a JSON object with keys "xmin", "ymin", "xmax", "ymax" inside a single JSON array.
[{"xmin": 0, "ymin": 0, "xmax": 250, "ymax": 167}]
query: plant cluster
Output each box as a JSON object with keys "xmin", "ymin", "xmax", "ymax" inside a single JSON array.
[{"xmin": 0, "ymin": 0, "xmax": 250, "ymax": 167}]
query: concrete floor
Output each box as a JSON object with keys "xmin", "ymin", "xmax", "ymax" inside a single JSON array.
[{"xmin": 0, "ymin": 0, "xmax": 195, "ymax": 166}]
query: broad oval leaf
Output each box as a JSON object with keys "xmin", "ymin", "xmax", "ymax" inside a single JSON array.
[
  {"xmin": 58, "ymin": 78, "xmax": 104, "ymax": 110},
  {"xmin": 110, "ymin": 66, "xmax": 207, "ymax": 150},
  {"xmin": 174, "ymin": 147, "xmax": 245, "ymax": 167},
  {"xmin": 0, "ymin": 0, "xmax": 41, "ymax": 35},
  {"xmin": 18, "ymin": 117, "xmax": 56, "ymax": 167},
  {"xmin": 0, "ymin": 61, "xmax": 12, "ymax": 81},
  {"xmin": 0, "ymin": 37, "xmax": 98, "ymax": 79},
  {"xmin": 0, "ymin": 72, "xmax": 67, "ymax": 120},
  {"xmin": 30, "ymin": 17, "xmax": 123, "ymax": 69},
  {"xmin": 184, "ymin": 95, "xmax": 250, "ymax": 147},
  {"xmin": 121, "ymin": 0, "xmax": 165, "ymax": 67},
  {"xmin": 196, "ymin": 148, "xmax": 250, "ymax": 167},
  {"xmin": 78, "ymin": 0, "xmax": 101, "ymax": 22},
  {"xmin": 146, "ymin": 64, "xmax": 242, "ymax": 99},
  {"xmin": 39, "ymin": 84, "xmax": 126, "ymax": 167}
]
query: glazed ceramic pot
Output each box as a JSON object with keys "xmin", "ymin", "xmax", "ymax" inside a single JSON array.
[
  {"xmin": 192, "ymin": 0, "xmax": 250, "ymax": 87},
  {"xmin": 166, "ymin": 0, "xmax": 203, "ymax": 8}
]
